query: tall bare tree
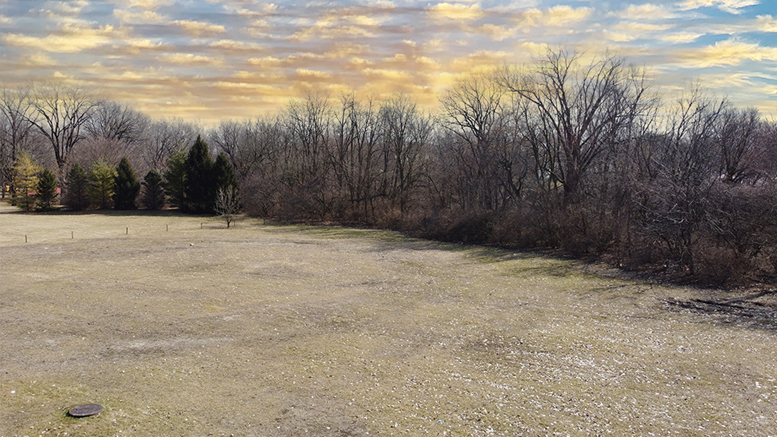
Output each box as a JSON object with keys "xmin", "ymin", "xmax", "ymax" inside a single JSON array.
[
  {"xmin": 26, "ymin": 84, "xmax": 97, "ymax": 182},
  {"xmin": 439, "ymin": 74, "xmax": 508, "ymax": 211},
  {"xmin": 380, "ymin": 93, "xmax": 433, "ymax": 216},
  {"xmin": 0, "ymin": 86, "xmax": 36, "ymax": 197},
  {"xmin": 141, "ymin": 118, "xmax": 198, "ymax": 171},
  {"xmin": 498, "ymin": 49, "xmax": 650, "ymax": 206}
]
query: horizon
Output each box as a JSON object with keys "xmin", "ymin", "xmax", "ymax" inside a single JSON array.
[{"xmin": 1, "ymin": 0, "xmax": 776, "ymax": 125}]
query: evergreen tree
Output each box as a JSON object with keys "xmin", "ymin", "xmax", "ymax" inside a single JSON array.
[
  {"xmin": 11, "ymin": 151, "xmax": 41, "ymax": 212},
  {"xmin": 89, "ymin": 160, "xmax": 116, "ymax": 210},
  {"xmin": 213, "ymin": 152, "xmax": 238, "ymax": 194},
  {"xmin": 141, "ymin": 169, "xmax": 166, "ymax": 210},
  {"xmin": 63, "ymin": 163, "xmax": 91, "ymax": 211},
  {"xmin": 184, "ymin": 135, "xmax": 215, "ymax": 213},
  {"xmin": 113, "ymin": 157, "xmax": 140, "ymax": 210},
  {"xmin": 35, "ymin": 168, "xmax": 58, "ymax": 211},
  {"xmin": 163, "ymin": 150, "xmax": 187, "ymax": 210}
]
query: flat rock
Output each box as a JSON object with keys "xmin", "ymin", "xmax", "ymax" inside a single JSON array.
[{"xmin": 68, "ymin": 403, "xmax": 103, "ymax": 417}]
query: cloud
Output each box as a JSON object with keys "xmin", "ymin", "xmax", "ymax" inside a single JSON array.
[
  {"xmin": 681, "ymin": 38, "xmax": 777, "ymax": 67},
  {"xmin": 362, "ymin": 68, "xmax": 411, "ymax": 80},
  {"xmin": 2, "ymin": 24, "xmax": 127, "ymax": 53},
  {"xmin": 616, "ymin": 3, "xmax": 677, "ymax": 20},
  {"xmin": 428, "ymin": 3, "xmax": 484, "ymax": 21},
  {"xmin": 210, "ymin": 40, "xmax": 266, "ymax": 52},
  {"xmin": 159, "ymin": 53, "xmax": 225, "ymax": 66},
  {"xmin": 125, "ymin": 0, "xmax": 175, "ymax": 9},
  {"xmin": 247, "ymin": 56, "xmax": 282, "ymax": 68},
  {"xmin": 114, "ymin": 9, "xmax": 167, "ymax": 23},
  {"xmin": 756, "ymin": 15, "xmax": 777, "ymax": 32},
  {"xmin": 542, "ymin": 5, "xmax": 592, "ymax": 27},
  {"xmin": 296, "ymin": 68, "xmax": 332, "ymax": 79},
  {"xmin": 678, "ymin": 0, "xmax": 759, "ymax": 14},
  {"xmin": 476, "ymin": 24, "xmax": 517, "ymax": 41},
  {"xmin": 43, "ymin": 0, "xmax": 91, "ymax": 15},
  {"xmin": 521, "ymin": 5, "xmax": 592, "ymax": 27},
  {"xmin": 660, "ymin": 32, "xmax": 704, "ymax": 43},
  {"xmin": 170, "ymin": 20, "xmax": 226, "ymax": 36},
  {"xmin": 18, "ymin": 54, "xmax": 59, "ymax": 67},
  {"xmin": 607, "ymin": 21, "xmax": 673, "ymax": 40}
]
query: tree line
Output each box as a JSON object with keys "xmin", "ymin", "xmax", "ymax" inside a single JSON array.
[{"xmin": 2, "ymin": 49, "xmax": 776, "ymax": 286}]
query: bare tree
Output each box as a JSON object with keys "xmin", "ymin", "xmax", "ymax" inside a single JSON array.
[
  {"xmin": 281, "ymin": 93, "xmax": 333, "ymax": 218},
  {"xmin": 87, "ymin": 100, "xmax": 149, "ymax": 147},
  {"xmin": 215, "ymin": 186, "xmax": 241, "ymax": 228},
  {"xmin": 498, "ymin": 49, "xmax": 650, "ymax": 206},
  {"xmin": 0, "ymin": 86, "xmax": 37, "ymax": 198},
  {"xmin": 26, "ymin": 84, "xmax": 98, "ymax": 182},
  {"xmin": 636, "ymin": 86, "xmax": 726, "ymax": 275},
  {"xmin": 715, "ymin": 106, "xmax": 762, "ymax": 184},
  {"xmin": 380, "ymin": 93, "xmax": 433, "ymax": 216},
  {"xmin": 141, "ymin": 118, "xmax": 198, "ymax": 171},
  {"xmin": 439, "ymin": 74, "xmax": 525, "ymax": 212},
  {"xmin": 330, "ymin": 93, "xmax": 383, "ymax": 220}
]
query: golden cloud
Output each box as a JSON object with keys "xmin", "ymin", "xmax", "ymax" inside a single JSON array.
[
  {"xmin": 362, "ymin": 68, "xmax": 411, "ymax": 80},
  {"xmin": 296, "ymin": 69, "xmax": 332, "ymax": 79},
  {"xmin": 681, "ymin": 39, "xmax": 777, "ymax": 67},
  {"xmin": 247, "ymin": 56, "xmax": 282, "ymax": 68},
  {"xmin": 2, "ymin": 24, "xmax": 127, "ymax": 53},
  {"xmin": 323, "ymin": 43, "xmax": 369, "ymax": 59},
  {"xmin": 429, "ymin": 3, "xmax": 484, "ymax": 21},
  {"xmin": 210, "ymin": 40, "xmax": 266, "ymax": 52},
  {"xmin": 543, "ymin": 5, "xmax": 592, "ymax": 27},
  {"xmin": 159, "ymin": 53, "xmax": 225, "ymax": 66},
  {"xmin": 521, "ymin": 5, "xmax": 592, "ymax": 27},
  {"xmin": 477, "ymin": 24, "xmax": 517, "ymax": 41},
  {"xmin": 170, "ymin": 20, "xmax": 226, "ymax": 36}
]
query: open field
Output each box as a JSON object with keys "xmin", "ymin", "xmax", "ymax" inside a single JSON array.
[{"xmin": 1, "ymin": 202, "xmax": 777, "ymax": 436}]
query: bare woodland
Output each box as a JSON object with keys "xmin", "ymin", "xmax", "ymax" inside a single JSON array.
[{"xmin": 2, "ymin": 49, "xmax": 777, "ymax": 286}]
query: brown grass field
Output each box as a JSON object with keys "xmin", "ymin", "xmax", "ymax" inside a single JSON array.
[{"xmin": 1, "ymin": 201, "xmax": 777, "ymax": 436}]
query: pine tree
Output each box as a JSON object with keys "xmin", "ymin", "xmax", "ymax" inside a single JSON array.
[
  {"xmin": 11, "ymin": 151, "xmax": 41, "ymax": 212},
  {"xmin": 113, "ymin": 157, "xmax": 140, "ymax": 210},
  {"xmin": 36, "ymin": 168, "xmax": 58, "ymax": 211},
  {"xmin": 141, "ymin": 169, "xmax": 166, "ymax": 210},
  {"xmin": 89, "ymin": 160, "xmax": 116, "ymax": 210},
  {"xmin": 213, "ymin": 152, "xmax": 238, "ymax": 194},
  {"xmin": 184, "ymin": 135, "xmax": 215, "ymax": 213},
  {"xmin": 163, "ymin": 150, "xmax": 187, "ymax": 210},
  {"xmin": 64, "ymin": 163, "xmax": 91, "ymax": 211}
]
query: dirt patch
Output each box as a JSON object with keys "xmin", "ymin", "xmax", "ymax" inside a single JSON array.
[{"xmin": 1, "ymin": 202, "xmax": 777, "ymax": 436}]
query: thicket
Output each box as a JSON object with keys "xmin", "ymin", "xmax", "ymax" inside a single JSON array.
[{"xmin": 2, "ymin": 49, "xmax": 776, "ymax": 286}]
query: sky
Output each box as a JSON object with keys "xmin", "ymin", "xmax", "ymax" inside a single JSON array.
[{"xmin": 1, "ymin": 0, "xmax": 776, "ymax": 125}]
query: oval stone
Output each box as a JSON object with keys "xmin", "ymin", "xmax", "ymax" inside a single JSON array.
[{"xmin": 68, "ymin": 403, "xmax": 103, "ymax": 417}]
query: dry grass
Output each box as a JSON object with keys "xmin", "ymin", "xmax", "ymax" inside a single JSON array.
[{"xmin": 1, "ymin": 202, "xmax": 777, "ymax": 436}]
